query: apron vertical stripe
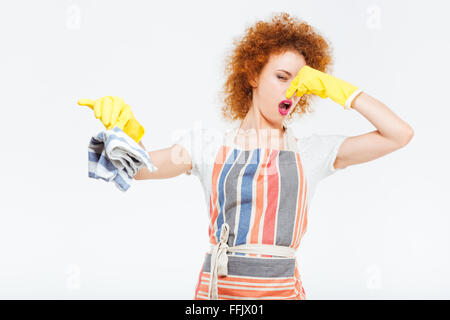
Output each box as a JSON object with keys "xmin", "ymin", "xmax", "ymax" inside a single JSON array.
[
  {"xmin": 235, "ymin": 149, "xmax": 260, "ymax": 246},
  {"xmin": 215, "ymin": 148, "xmax": 239, "ymax": 243},
  {"xmin": 250, "ymin": 148, "xmax": 271, "ymax": 244},
  {"xmin": 291, "ymin": 153, "xmax": 303, "ymax": 248},
  {"xmin": 209, "ymin": 145, "xmax": 231, "ymax": 245},
  {"xmin": 275, "ymin": 151, "xmax": 300, "ymax": 246},
  {"xmin": 262, "ymin": 150, "xmax": 280, "ymax": 245},
  {"xmin": 225, "ymin": 150, "xmax": 249, "ymax": 247},
  {"xmin": 293, "ymin": 153, "xmax": 308, "ymax": 249}
]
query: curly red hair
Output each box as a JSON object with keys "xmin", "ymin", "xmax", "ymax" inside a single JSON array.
[{"xmin": 219, "ymin": 12, "xmax": 334, "ymax": 122}]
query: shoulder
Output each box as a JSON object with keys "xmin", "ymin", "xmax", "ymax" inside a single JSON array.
[{"xmin": 172, "ymin": 126, "xmax": 224, "ymax": 176}]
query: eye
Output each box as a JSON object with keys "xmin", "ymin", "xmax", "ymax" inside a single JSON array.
[{"xmin": 277, "ymin": 75, "xmax": 287, "ymax": 80}]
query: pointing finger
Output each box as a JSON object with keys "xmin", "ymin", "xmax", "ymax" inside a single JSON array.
[{"xmin": 77, "ymin": 98, "xmax": 95, "ymax": 109}]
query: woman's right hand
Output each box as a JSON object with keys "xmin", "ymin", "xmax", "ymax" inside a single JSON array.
[{"xmin": 78, "ymin": 96, "xmax": 145, "ymax": 143}]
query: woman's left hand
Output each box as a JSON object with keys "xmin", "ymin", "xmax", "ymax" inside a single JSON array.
[{"xmin": 285, "ymin": 65, "xmax": 363, "ymax": 110}]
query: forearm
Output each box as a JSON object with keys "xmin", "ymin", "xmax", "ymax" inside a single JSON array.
[
  {"xmin": 351, "ymin": 92, "xmax": 414, "ymax": 146},
  {"xmin": 133, "ymin": 144, "xmax": 192, "ymax": 180}
]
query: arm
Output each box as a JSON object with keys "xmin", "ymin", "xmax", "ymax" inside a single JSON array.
[
  {"xmin": 134, "ymin": 140, "xmax": 193, "ymax": 180},
  {"xmin": 334, "ymin": 92, "xmax": 414, "ymax": 169}
]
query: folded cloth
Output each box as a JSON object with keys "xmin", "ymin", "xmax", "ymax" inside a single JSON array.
[{"xmin": 87, "ymin": 126, "xmax": 158, "ymax": 192}]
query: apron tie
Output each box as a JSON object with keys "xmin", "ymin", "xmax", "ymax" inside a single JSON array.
[
  {"xmin": 208, "ymin": 223, "xmax": 230, "ymax": 300},
  {"xmin": 207, "ymin": 222, "xmax": 296, "ymax": 300}
]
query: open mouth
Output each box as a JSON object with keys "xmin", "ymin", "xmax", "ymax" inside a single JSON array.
[{"xmin": 278, "ymin": 99, "xmax": 292, "ymax": 116}]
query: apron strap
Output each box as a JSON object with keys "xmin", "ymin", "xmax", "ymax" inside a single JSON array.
[{"xmin": 224, "ymin": 122, "xmax": 298, "ymax": 153}]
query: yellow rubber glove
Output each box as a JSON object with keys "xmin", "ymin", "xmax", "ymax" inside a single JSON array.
[
  {"xmin": 77, "ymin": 96, "xmax": 145, "ymax": 143},
  {"xmin": 285, "ymin": 65, "xmax": 362, "ymax": 110}
]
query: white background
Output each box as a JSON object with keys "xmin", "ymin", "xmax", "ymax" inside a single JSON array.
[{"xmin": 0, "ymin": 0, "xmax": 448, "ymax": 299}]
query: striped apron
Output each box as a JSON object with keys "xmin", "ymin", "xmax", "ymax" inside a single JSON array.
[{"xmin": 194, "ymin": 125, "xmax": 308, "ymax": 300}]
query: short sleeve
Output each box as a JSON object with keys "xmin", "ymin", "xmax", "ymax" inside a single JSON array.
[
  {"xmin": 172, "ymin": 127, "xmax": 222, "ymax": 181},
  {"xmin": 297, "ymin": 133, "xmax": 348, "ymax": 182},
  {"xmin": 172, "ymin": 128, "xmax": 203, "ymax": 177}
]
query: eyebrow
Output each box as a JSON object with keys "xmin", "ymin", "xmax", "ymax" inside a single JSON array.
[{"xmin": 277, "ymin": 69, "xmax": 292, "ymax": 77}]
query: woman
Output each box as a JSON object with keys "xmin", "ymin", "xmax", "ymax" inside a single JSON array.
[{"xmin": 78, "ymin": 12, "xmax": 413, "ymax": 300}]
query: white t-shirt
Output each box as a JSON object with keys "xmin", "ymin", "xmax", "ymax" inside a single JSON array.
[{"xmin": 173, "ymin": 125, "xmax": 348, "ymax": 213}]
